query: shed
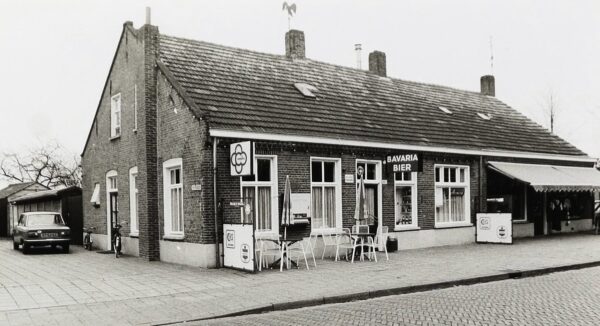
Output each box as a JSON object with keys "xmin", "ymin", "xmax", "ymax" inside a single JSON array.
[
  {"xmin": 0, "ymin": 182, "xmax": 48, "ymax": 237},
  {"xmin": 11, "ymin": 186, "xmax": 83, "ymax": 244}
]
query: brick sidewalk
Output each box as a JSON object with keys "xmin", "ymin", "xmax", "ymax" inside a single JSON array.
[{"xmin": 1, "ymin": 234, "xmax": 600, "ymax": 325}]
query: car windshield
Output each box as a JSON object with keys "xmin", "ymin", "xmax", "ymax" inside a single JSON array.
[{"xmin": 27, "ymin": 214, "xmax": 64, "ymax": 226}]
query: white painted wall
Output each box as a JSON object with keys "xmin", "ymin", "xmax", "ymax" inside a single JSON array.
[
  {"xmin": 393, "ymin": 227, "xmax": 475, "ymax": 250},
  {"xmin": 159, "ymin": 241, "xmax": 217, "ymax": 268}
]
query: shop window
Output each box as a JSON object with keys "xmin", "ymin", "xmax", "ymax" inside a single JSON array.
[
  {"xmin": 311, "ymin": 158, "xmax": 342, "ymax": 230},
  {"xmin": 395, "ymin": 172, "xmax": 418, "ymax": 229},
  {"xmin": 241, "ymin": 156, "xmax": 278, "ymax": 233},
  {"xmin": 434, "ymin": 165, "xmax": 471, "ymax": 227},
  {"xmin": 163, "ymin": 158, "xmax": 184, "ymax": 238},
  {"xmin": 110, "ymin": 93, "xmax": 121, "ymax": 138}
]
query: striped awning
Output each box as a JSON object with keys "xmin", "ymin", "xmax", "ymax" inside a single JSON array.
[{"xmin": 488, "ymin": 161, "xmax": 600, "ymax": 192}]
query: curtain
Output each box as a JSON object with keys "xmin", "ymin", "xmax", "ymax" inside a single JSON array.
[
  {"xmin": 242, "ymin": 187, "xmax": 255, "ymax": 224},
  {"xmin": 436, "ymin": 188, "xmax": 450, "ymax": 223},
  {"xmin": 324, "ymin": 187, "xmax": 336, "ymax": 228},
  {"xmin": 171, "ymin": 187, "xmax": 182, "ymax": 232},
  {"xmin": 257, "ymin": 187, "xmax": 271, "ymax": 231},
  {"xmin": 451, "ymin": 188, "xmax": 465, "ymax": 222},
  {"xmin": 312, "ymin": 187, "xmax": 323, "ymax": 228},
  {"xmin": 366, "ymin": 187, "xmax": 376, "ymax": 225}
]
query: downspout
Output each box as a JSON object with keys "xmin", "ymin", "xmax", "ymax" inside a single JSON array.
[
  {"xmin": 479, "ymin": 156, "xmax": 484, "ymax": 213},
  {"xmin": 213, "ymin": 137, "xmax": 220, "ymax": 268}
]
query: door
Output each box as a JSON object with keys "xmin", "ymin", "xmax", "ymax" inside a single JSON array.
[{"xmin": 109, "ymin": 192, "xmax": 118, "ymax": 249}]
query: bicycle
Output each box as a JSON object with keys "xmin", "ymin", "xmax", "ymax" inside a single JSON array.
[
  {"xmin": 83, "ymin": 227, "xmax": 95, "ymax": 251},
  {"xmin": 112, "ymin": 223, "xmax": 123, "ymax": 258}
]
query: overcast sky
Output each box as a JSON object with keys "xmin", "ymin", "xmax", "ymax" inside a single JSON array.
[{"xmin": 1, "ymin": 0, "xmax": 599, "ymax": 189}]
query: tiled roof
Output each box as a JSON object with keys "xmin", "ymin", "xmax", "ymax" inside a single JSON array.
[
  {"xmin": 0, "ymin": 182, "xmax": 35, "ymax": 199},
  {"xmin": 158, "ymin": 34, "xmax": 586, "ymax": 157}
]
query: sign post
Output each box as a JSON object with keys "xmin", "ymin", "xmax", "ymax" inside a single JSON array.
[{"xmin": 476, "ymin": 213, "xmax": 512, "ymax": 244}]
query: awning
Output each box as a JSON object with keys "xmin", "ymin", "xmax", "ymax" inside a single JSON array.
[{"xmin": 488, "ymin": 161, "xmax": 600, "ymax": 192}]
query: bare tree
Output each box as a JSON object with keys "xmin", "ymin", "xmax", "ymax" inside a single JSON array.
[
  {"xmin": 0, "ymin": 142, "xmax": 81, "ymax": 188},
  {"xmin": 541, "ymin": 88, "xmax": 560, "ymax": 133}
]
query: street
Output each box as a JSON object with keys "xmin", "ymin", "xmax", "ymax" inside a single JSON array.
[{"xmin": 200, "ymin": 266, "xmax": 600, "ymax": 326}]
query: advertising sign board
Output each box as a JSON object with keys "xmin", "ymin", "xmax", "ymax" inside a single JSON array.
[
  {"xmin": 230, "ymin": 141, "xmax": 253, "ymax": 176},
  {"xmin": 476, "ymin": 213, "xmax": 512, "ymax": 244},
  {"xmin": 385, "ymin": 153, "xmax": 422, "ymax": 173},
  {"xmin": 223, "ymin": 223, "xmax": 255, "ymax": 272}
]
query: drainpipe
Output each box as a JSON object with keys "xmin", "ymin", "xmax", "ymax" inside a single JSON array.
[
  {"xmin": 213, "ymin": 137, "xmax": 220, "ymax": 268},
  {"xmin": 479, "ymin": 156, "xmax": 484, "ymax": 213}
]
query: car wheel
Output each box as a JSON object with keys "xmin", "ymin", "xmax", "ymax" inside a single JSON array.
[
  {"xmin": 62, "ymin": 244, "xmax": 70, "ymax": 253},
  {"xmin": 12, "ymin": 239, "xmax": 18, "ymax": 250},
  {"xmin": 22, "ymin": 244, "xmax": 30, "ymax": 254}
]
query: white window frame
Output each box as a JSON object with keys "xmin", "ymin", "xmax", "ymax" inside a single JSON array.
[
  {"xmin": 310, "ymin": 157, "xmax": 342, "ymax": 233},
  {"xmin": 356, "ymin": 159, "xmax": 383, "ymax": 232},
  {"xmin": 133, "ymin": 85, "xmax": 138, "ymax": 132},
  {"xmin": 434, "ymin": 164, "xmax": 472, "ymax": 228},
  {"xmin": 240, "ymin": 155, "xmax": 278, "ymax": 236},
  {"xmin": 394, "ymin": 172, "xmax": 419, "ymax": 230},
  {"xmin": 105, "ymin": 170, "xmax": 118, "ymax": 250},
  {"xmin": 163, "ymin": 158, "xmax": 184, "ymax": 239},
  {"xmin": 110, "ymin": 93, "xmax": 122, "ymax": 138},
  {"xmin": 129, "ymin": 166, "xmax": 139, "ymax": 237}
]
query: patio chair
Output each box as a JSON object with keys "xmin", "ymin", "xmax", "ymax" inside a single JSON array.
[
  {"xmin": 284, "ymin": 239, "xmax": 311, "ymax": 271},
  {"xmin": 334, "ymin": 230, "xmax": 354, "ymax": 261},
  {"xmin": 320, "ymin": 231, "xmax": 339, "ymax": 260},
  {"xmin": 257, "ymin": 239, "xmax": 284, "ymax": 271},
  {"xmin": 363, "ymin": 236, "xmax": 378, "ymax": 262}
]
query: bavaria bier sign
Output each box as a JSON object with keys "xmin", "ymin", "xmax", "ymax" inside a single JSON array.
[{"xmin": 385, "ymin": 153, "xmax": 421, "ymax": 173}]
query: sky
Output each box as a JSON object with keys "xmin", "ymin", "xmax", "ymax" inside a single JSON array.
[{"xmin": 0, "ymin": 0, "xmax": 599, "ymax": 189}]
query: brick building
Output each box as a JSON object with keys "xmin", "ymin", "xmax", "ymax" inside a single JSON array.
[{"xmin": 81, "ymin": 17, "xmax": 600, "ymax": 268}]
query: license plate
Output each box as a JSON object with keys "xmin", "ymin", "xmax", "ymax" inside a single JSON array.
[{"xmin": 42, "ymin": 233, "xmax": 58, "ymax": 238}]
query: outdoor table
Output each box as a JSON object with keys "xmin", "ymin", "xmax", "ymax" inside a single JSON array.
[
  {"xmin": 350, "ymin": 232, "xmax": 375, "ymax": 261},
  {"xmin": 265, "ymin": 236, "xmax": 303, "ymax": 269}
]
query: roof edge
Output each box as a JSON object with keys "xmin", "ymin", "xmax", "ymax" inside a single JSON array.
[
  {"xmin": 156, "ymin": 61, "xmax": 204, "ymax": 119},
  {"xmin": 209, "ymin": 129, "xmax": 596, "ymax": 163}
]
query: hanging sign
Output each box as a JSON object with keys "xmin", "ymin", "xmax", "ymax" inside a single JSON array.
[
  {"xmin": 230, "ymin": 141, "xmax": 253, "ymax": 176},
  {"xmin": 476, "ymin": 213, "xmax": 512, "ymax": 244},
  {"xmin": 385, "ymin": 153, "xmax": 421, "ymax": 173}
]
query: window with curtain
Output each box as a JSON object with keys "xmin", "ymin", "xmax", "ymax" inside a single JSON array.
[
  {"xmin": 311, "ymin": 159, "xmax": 339, "ymax": 229},
  {"xmin": 395, "ymin": 172, "xmax": 418, "ymax": 229},
  {"xmin": 129, "ymin": 167, "xmax": 139, "ymax": 235},
  {"xmin": 240, "ymin": 157, "xmax": 277, "ymax": 232},
  {"xmin": 110, "ymin": 93, "xmax": 121, "ymax": 138},
  {"xmin": 435, "ymin": 165, "xmax": 470, "ymax": 226},
  {"xmin": 168, "ymin": 167, "xmax": 183, "ymax": 233}
]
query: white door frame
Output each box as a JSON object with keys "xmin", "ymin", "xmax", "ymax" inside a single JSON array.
[{"xmin": 356, "ymin": 159, "xmax": 383, "ymax": 249}]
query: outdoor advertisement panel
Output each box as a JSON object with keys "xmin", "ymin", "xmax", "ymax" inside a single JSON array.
[
  {"xmin": 476, "ymin": 213, "xmax": 512, "ymax": 244},
  {"xmin": 223, "ymin": 223, "xmax": 255, "ymax": 272}
]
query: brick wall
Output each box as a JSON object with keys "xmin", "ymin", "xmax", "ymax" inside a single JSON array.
[
  {"xmin": 82, "ymin": 23, "xmax": 145, "ymax": 246},
  {"xmin": 155, "ymin": 71, "xmax": 209, "ymax": 245},
  {"xmin": 212, "ymin": 141, "xmax": 484, "ymax": 241}
]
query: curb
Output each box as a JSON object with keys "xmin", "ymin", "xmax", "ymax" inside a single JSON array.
[{"xmin": 157, "ymin": 260, "xmax": 600, "ymax": 325}]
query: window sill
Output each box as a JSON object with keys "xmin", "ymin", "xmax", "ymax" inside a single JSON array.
[
  {"xmin": 434, "ymin": 222, "xmax": 473, "ymax": 229},
  {"xmin": 394, "ymin": 226, "xmax": 420, "ymax": 232},
  {"xmin": 163, "ymin": 234, "xmax": 185, "ymax": 241},
  {"xmin": 110, "ymin": 135, "xmax": 121, "ymax": 141},
  {"xmin": 129, "ymin": 232, "xmax": 139, "ymax": 238}
]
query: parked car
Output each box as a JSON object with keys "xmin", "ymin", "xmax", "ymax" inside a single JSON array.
[{"xmin": 12, "ymin": 212, "xmax": 71, "ymax": 254}]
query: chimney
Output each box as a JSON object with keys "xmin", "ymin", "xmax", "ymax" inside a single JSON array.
[
  {"xmin": 355, "ymin": 44, "xmax": 362, "ymax": 69},
  {"xmin": 369, "ymin": 51, "xmax": 386, "ymax": 77},
  {"xmin": 145, "ymin": 7, "xmax": 151, "ymax": 25},
  {"xmin": 285, "ymin": 30, "xmax": 305, "ymax": 59},
  {"xmin": 480, "ymin": 75, "xmax": 495, "ymax": 96}
]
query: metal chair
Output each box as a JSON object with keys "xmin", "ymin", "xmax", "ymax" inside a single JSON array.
[
  {"xmin": 256, "ymin": 238, "xmax": 284, "ymax": 271},
  {"xmin": 284, "ymin": 239, "xmax": 311, "ymax": 270},
  {"xmin": 335, "ymin": 229, "xmax": 354, "ymax": 261}
]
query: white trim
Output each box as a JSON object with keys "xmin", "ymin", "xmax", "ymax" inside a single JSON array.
[
  {"xmin": 163, "ymin": 158, "xmax": 184, "ymax": 238},
  {"xmin": 434, "ymin": 164, "xmax": 471, "ymax": 228},
  {"xmin": 240, "ymin": 155, "xmax": 279, "ymax": 235},
  {"xmin": 356, "ymin": 159, "xmax": 383, "ymax": 234},
  {"xmin": 110, "ymin": 93, "xmax": 122, "ymax": 138},
  {"xmin": 310, "ymin": 157, "xmax": 343, "ymax": 231},
  {"xmin": 129, "ymin": 166, "xmax": 139, "ymax": 237},
  {"xmin": 394, "ymin": 172, "xmax": 418, "ymax": 230},
  {"xmin": 105, "ymin": 170, "xmax": 118, "ymax": 250},
  {"xmin": 209, "ymin": 129, "xmax": 595, "ymax": 163}
]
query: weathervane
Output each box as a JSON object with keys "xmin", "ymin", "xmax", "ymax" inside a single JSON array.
[{"xmin": 282, "ymin": 2, "xmax": 297, "ymax": 30}]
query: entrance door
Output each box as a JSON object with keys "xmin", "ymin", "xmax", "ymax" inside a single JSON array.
[{"xmin": 109, "ymin": 192, "xmax": 118, "ymax": 249}]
